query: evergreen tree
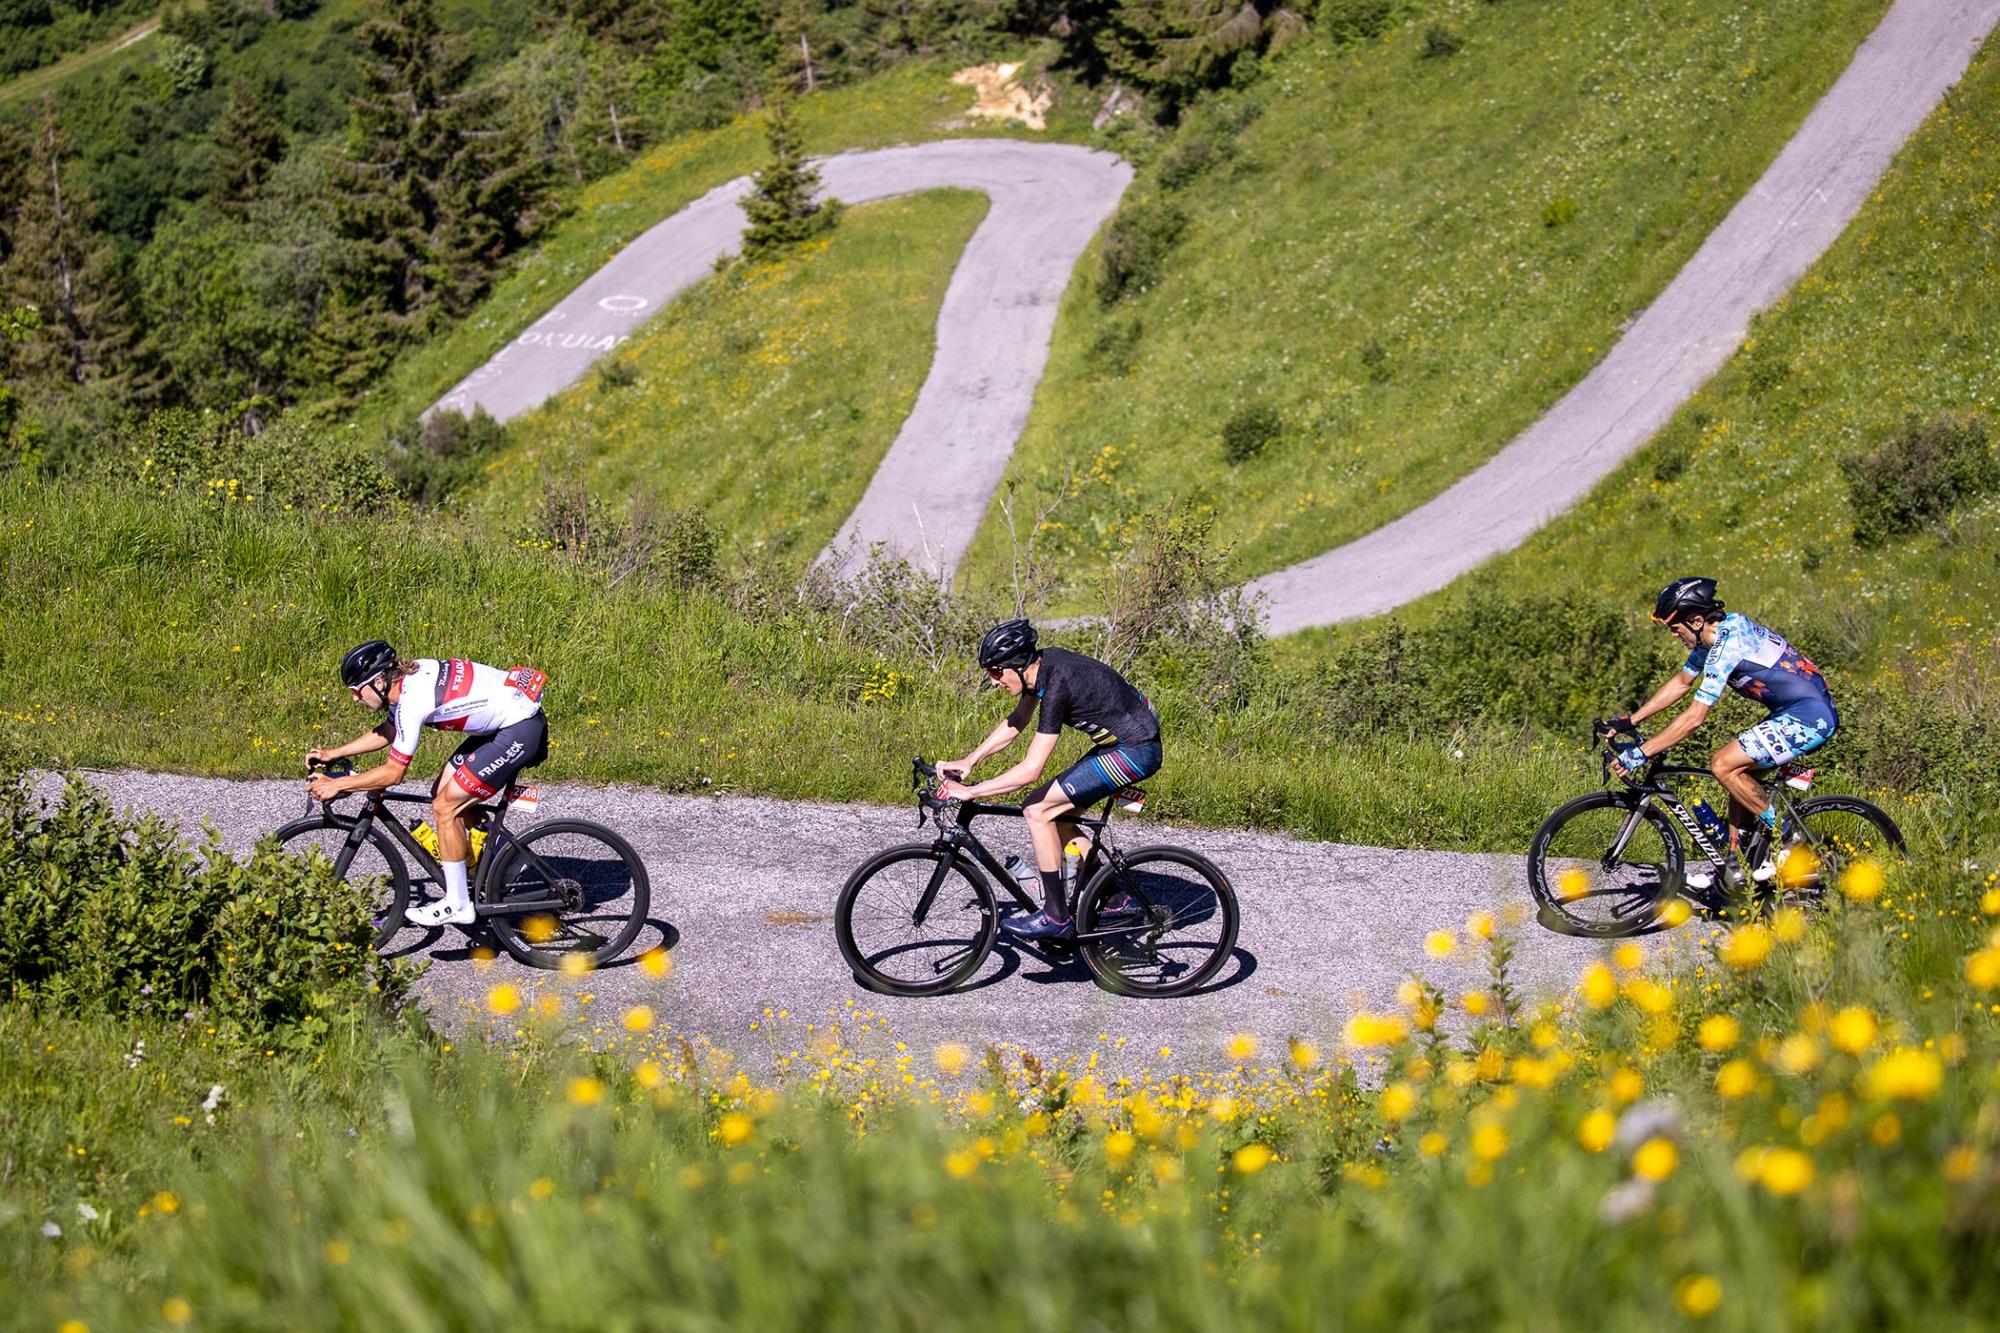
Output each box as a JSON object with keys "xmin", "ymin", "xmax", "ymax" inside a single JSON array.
[
  {"xmin": 0, "ymin": 100, "xmax": 144, "ymax": 396},
  {"xmin": 319, "ymin": 0, "xmax": 549, "ymax": 393},
  {"xmin": 211, "ymin": 79, "xmax": 288, "ymax": 218},
  {"xmin": 739, "ymin": 86, "xmax": 841, "ymax": 261}
]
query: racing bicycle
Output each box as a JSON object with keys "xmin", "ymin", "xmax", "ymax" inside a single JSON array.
[
  {"xmin": 1526, "ymin": 720, "xmax": 1903, "ymax": 937},
  {"xmin": 834, "ymin": 759, "xmax": 1239, "ymax": 997},
  {"xmin": 277, "ymin": 758, "xmax": 651, "ymax": 969}
]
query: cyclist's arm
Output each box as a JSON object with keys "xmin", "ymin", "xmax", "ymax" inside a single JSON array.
[
  {"xmin": 1634, "ymin": 695, "xmax": 1711, "ymax": 760},
  {"xmin": 945, "ymin": 697, "xmax": 1036, "ymax": 776},
  {"xmin": 324, "ymin": 755, "xmax": 410, "ymax": 796},
  {"xmin": 958, "ymin": 731, "xmax": 1062, "ymax": 800},
  {"xmin": 309, "ymin": 726, "xmax": 393, "ymax": 765},
  {"xmin": 1629, "ymin": 671, "xmax": 1696, "ymax": 727}
]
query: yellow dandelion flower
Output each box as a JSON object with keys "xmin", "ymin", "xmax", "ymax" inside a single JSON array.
[
  {"xmin": 1758, "ymin": 1147, "xmax": 1814, "ymax": 1196},
  {"xmin": 1982, "ymin": 888, "xmax": 2000, "ymax": 917},
  {"xmin": 1657, "ymin": 897, "xmax": 1693, "ymax": 927},
  {"xmin": 1633, "ymin": 1137, "xmax": 1679, "ymax": 1182},
  {"xmin": 1944, "ymin": 1146, "xmax": 1979, "ymax": 1183},
  {"xmin": 162, "ymin": 1299, "xmax": 193, "ymax": 1326},
  {"xmin": 1675, "ymin": 1273, "xmax": 1722, "ymax": 1318},
  {"xmin": 1965, "ymin": 948, "xmax": 2000, "ymax": 991},
  {"xmin": 1379, "ymin": 1081, "xmax": 1417, "ymax": 1122},
  {"xmin": 1418, "ymin": 1131, "xmax": 1448, "ymax": 1157},
  {"xmin": 1225, "ymin": 1032, "xmax": 1260, "ymax": 1061},
  {"xmin": 1288, "ymin": 1037, "xmax": 1321, "ymax": 1069},
  {"xmin": 1209, "ymin": 1094, "xmax": 1241, "ymax": 1122},
  {"xmin": 1577, "ymin": 1108, "xmax": 1616, "ymax": 1152},
  {"xmin": 1424, "ymin": 930, "xmax": 1457, "ymax": 959},
  {"xmin": 1715, "ymin": 1059, "xmax": 1757, "ymax": 1099},
  {"xmin": 1828, "ymin": 1007, "xmax": 1877, "ymax": 1055},
  {"xmin": 1471, "ymin": 1123, "xmax": 1509, "ymax": 1162},
  {"xmin": 1232, "ymin": 1143, "xmax": 1273, "ymax": 1174},
  {"xmin": 719, "ymin": 1113, "xmax": 754, "ymax": 1146},
  {"xmin": 1840, "ymin": 860, "xmax": 1884, "ymax": 903},
  {"xmin": 639, "ymin": 947, "xmax": 673, "ymax": 978},
  {"xmin": 1771, "ymin": 907, "xmax": 1808, "ymax": 943},
  {"xmin": 152, "ymin": 1191, "xmax": 180, "ymax": 1215},
  {"xmin": 1720, "ymin": 924, "xmax": 1773, "ymax": 969},
  {"xmin": 324, "ymin": 1239, "xmax": 351, "ymax": 1264},
  {"xmin": 1776, "ymin": 844, "xmax": 1819, "ymax": 890},
  {"xmin": 1775, "ymin": 1034, "xmax": 1822, "ymax": 1075},
  {"xmin": 1105, "ymin": 1130, "xmax": 1137, "ymax": 1162},
  {"xmin": 559, "ymin": 952, "xmax": 593, "ymax": 978},
  {"xmin": 1579, "ymin": 963, "xmax": 1618, "ymax": 1009},
  {"xmin": 1466, "ymin": 911, "xmax": 1495, "ymax": 940},
  {"xmin": 1608, "ymin": 1068, "xmax": 1644, "ymax": 1103},
  {"xmin": 522, "ymin": 914, "xmax": 558, "ymax": 944},
  {"xmin": 486, "ymin": 983, "xmax": 522, "ymax": 1016},
  {"xmin": 1697, "ymin": 1014, "xmax": 1740, "ymax": 1051},
  {"xmin": 1625, "ymin": 978, "xmax": 1673, "ymax": 1015},
  {"xmin": 622, "ymin": 1005, "xmax": 656, "ymax": 1033},
  {"xmin": 529, "ymin": 1178, "xmax": 556, "ymax": 1200},
  {"xmin": 1864, "ymin": 1048, "xmax": 1943, "ymax": 1102},
  {"xmin": 934, "ymin": 1043, "xmax": 971, "ymax": 1075},
  {"xmin": 1557, "ymin": 867, "xmax": 1591, "ymax": 901},
  {"xmin": 1612, "ymin": 941, "xmax": 1644, "ymax": 971},
  {"xmin": 1343, "ymin": 1011, "xmax": 1409, "ymax": 1047},
  {"xmin": 567, "ymin": 1076, "xmax": 606, "ymax": 1107}
]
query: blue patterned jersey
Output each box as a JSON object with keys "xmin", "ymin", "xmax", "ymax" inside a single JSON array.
[{"xmin": 1682, "ymin": 613, "xmax": 1833, "ymax": 711}]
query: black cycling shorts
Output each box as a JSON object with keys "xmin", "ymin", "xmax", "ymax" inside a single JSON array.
[
  {"xmin": 1024, "ymin": 740, "xmax": 1164, "ymax": 810},
  {"xmin": 445, "ymin": 713, "xmax": 549, "ymax": 800}
]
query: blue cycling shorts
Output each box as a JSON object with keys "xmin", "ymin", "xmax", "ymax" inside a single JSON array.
[
  {"xmin": 1737, "ymin": 699, "xmax": 1838, "ymax": 768},
  {"xmin": 1050, "ymin": 740, "xmax": 1164, "ymax": 808}
]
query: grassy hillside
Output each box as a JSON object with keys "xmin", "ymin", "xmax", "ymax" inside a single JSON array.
[
  {"xmin": 956, "ymin": 0, "xmax": 1889, "ymax": 605},
  {"xmin": 468, "ymin": 190, "xmax": 991, "ymax": 558},
  {"xmin": 1317, "ymin": 29, "xmax": 2000, "ymax": 754},
  {"xmin": 365, "ymin": 62, "xmax": 1093, "ymax": 435}
]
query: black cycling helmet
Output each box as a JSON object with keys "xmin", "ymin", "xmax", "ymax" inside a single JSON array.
[
  {"xmin": 1652, "ymin": 576, "xmax": 1723, "ymax": 626},
  {"xmin": 977, "ymin": 618, "xmax": 1039, "ymax": 670},
  {"xmin": 340, "ymin": 639, "xmax": 400, "ymax": 688}
]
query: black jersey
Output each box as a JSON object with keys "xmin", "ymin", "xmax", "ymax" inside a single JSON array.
[{"xmin": 1008, "ymin": 647, "xmax": 1158, "ymax": 747}]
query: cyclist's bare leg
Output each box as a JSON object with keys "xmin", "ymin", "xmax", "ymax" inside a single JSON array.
[
  {"xmin": 1023, "ymin": 789, "xmax": 1078, "ymax": 874},
  {"xmin": 430, "ymin": 771, "xmax": 481, "ymax": 861},
  {"xmin": 1712, "ymin": 741, "xmax": 1774, "ymax": 830}
]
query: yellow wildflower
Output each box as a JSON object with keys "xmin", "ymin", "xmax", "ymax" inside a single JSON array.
[{"xmin": 1697, "ymin": 1014, "xmax": 1740, "ymax": 1051}]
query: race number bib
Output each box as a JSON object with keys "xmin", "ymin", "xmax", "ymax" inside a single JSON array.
[{"xmin": 505, "ymin": 666, "xmax": 548, "ymax": 702}]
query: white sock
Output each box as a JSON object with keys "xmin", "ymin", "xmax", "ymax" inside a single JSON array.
[{"xmin": 442, "ymin": 859, "xmax": 470, "ymax": 913}]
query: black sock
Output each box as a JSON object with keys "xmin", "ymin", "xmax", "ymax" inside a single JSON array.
[{"xmin": 1039, "ymin": 869, "xmax": 1068, "ymax": 921}]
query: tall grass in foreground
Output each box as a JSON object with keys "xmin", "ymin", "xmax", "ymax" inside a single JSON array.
[{"xmin": 14, "ymin": 837, "xmax": 2000, "ymax": 1329}]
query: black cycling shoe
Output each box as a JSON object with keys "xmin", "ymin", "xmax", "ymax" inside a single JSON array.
[
  {"xmin": 1096, "ymin": 890, "xmax": 1143, "ymax": 919},
  {"xmin": 1000, "ymin": 910, "xmax": 1075, "ymax": 940}
]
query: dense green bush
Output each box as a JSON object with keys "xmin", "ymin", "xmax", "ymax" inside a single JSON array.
[
  {"xmin": 0, "ymin": 775, "xmax": 407, "ymax": 1041},
  {"xmin": 382, "ymin": 406, "xmax": 507, "ymax": 510},
  {"xmin": 1221, "ymin": 403, "xmax": 1283, "ymax": 463},
  {"xmin": 1097, "ymin": 198, "xmax": 1188, "ymax": 307},
  {"xmin": 125, "ymin": 407, "xmax": 399, "ymax": 513},
  {"xmin": 1318, "ymin": 0, "xmax": 1397, "ymax": 47},
  {"xmin": 1840, "ymin": 414, "xmax": 1998, "ymax": 547},
  {"xmin": 1420, "ymin": 23, "xmax": 1464, "ymax": 59}
]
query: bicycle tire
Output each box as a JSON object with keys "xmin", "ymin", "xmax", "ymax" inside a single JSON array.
[
  {"xmin": 1074, "ymin": 846, "xmax": 1239, "ymax": 997},
  {"xmin": 835, "ymin": 844, "xmax": 999, "ymax": 996},
  {"xmin": 483, "ymin": 819, "xmax": 651, "ymax": 970},
  {"xmin": 1527, "ymin": 790, "xmax": 1685, "ymax": 937},
  {"xmin": 274, "ymin": 815, "xmax": 411, "ymax": 949},
  {"xmin": 1768, "ymin": 794, "xmax": 1906, "ymax": 900}
]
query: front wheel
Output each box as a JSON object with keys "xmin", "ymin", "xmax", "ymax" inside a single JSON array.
[
  {"xmin": 1075, "ymin": 847, "xmax": 1239, "ymax": 997},
  {"xmin": 273, "ymin": 815, "xmax": 411, "ymax": 949},
  {"xmin": 835, "ymin": 844, "xmax": 999, "ymax": 996},
  {"xmin": 483, "ymin": 819, "xmax": 651, "ymax": 970},
  {"xmin": 1528, "ymin": 791, "xmax": 1684, "ymax": 937}
]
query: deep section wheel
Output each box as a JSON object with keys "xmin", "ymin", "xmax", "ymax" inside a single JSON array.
[
  {"xmin": 1527, "ymin": 791, "xmax": 1684, "ymax": 937},
  {"xmin": 484, "ymin": 819, "xmax": 651, "ymax": 970}
]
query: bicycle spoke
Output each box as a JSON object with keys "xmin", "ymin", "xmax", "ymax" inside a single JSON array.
[
  {"xmin": 1083, "ymin": 853, "xmax": 1235, "ymax": 995},
  {"xmin": 1535, "ymin": 796, "xmax": 1675, "ymax": 935},
  {"xmin": 492, "ymin": 825, "xmax": 644, "ymax": 965},
  {"xmin": 843, "ymin": 854, "xmax": 992, "ymax": 991}
]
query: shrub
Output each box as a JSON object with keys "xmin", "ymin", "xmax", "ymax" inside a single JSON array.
[
  {"xmin": 0, "ymin": 775, "xmax": 404, "ymax": 1041},
  {"xmin": 383, "ymin": 406, "xmax": 508, "ymax": 510},
  {"xmin": 532, "ymin": 471, "xmax": 719, "ymax": 592},
  {"xmin": 1157, "ymin": 133, "xmax": 1231, "ymax": 191},
  {"xmin": 1097, "ymin": 506, "xmax": 1266, "ymax": 710},
  {"xmin": 1421, "ymin": 24, "xmax": 1464, "ymax": 59},
  {"xmin": 1841, "ymin": 414, "xmax": 1998, "ymax": 546},
  {"xmin": 1221, "ymin": 403, "xmax": 1283, "ymax": 463},
  {"xmin": 1097, "ymin": 199, "xmax": 1188, "ymax": 307},
  {"xmin": 1319, "ymin": 0, "xmax": 1396, "ymax": 46},
  {"xmin": 126, "ymin": 407, "xmax": 399, "ymax": 513},
  {"xmin": 596, "ymin": 359, "xmax": 638, "ymax": 392},
  {"xmin": 1359, "ymin": 337, "xmax": 1392, "ymax": 384},
  {"xmin": 1087, "ymin": 317, "xmax": 1146, "ymax": 376},
  {"xmin": 1542, "ymin": 196, "xmax": 1576, "ymax": 228}
]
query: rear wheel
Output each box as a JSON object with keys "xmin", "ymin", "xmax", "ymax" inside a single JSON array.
[
  {"xmin": 1075, "ymin": 847, "xmax": 1238, "ymax": 996},
  {"xmin": 836, "ymin": 845, "xmax": 999, "ymax": 996},
  {"xmin": 1528, "ymin": 791, "xmax": 1684, "ymax": 937},
  {"xmin": 1766, "ymin": 795, "xmax": 1906, "ymax": 902},
  {"xmin": 273, "ymin": 815, "xmax": 410, "ymax": 949},
  {"xmin": 483, "ymin": 819, "xmax": 650, "ymax": 970}
]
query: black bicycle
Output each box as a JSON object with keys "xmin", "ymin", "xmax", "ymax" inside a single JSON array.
[
  {"xmin": 1526, "ymin": 720, "xmax": 1904, "ymax": 936},
  {"xmin": 277, "ymin": 759, "xmax": 652, "ymax": 969},
  {"xmin": 834, "ymin": 759, "xmax": 1239, "ymax": 997}
]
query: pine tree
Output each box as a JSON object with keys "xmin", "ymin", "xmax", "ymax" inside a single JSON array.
[
  {"xmin": 319, "ymin": 0, "xmax": 549, "ymax": 393},
  {"xmin": 211, "ymin": 80, "xmax": 288, "ymax": 218},
  {"xmin": 0, "ymin": 100, "xmax": 144, "ymax": 396},
  {"xmin": 739, "ymin": 87, "xmax": 841, "ymax": 260}
]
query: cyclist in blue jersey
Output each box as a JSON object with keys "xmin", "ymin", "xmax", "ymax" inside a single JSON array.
[
  {"xmin": 938, "ymin": 619, "xmax": 1162, "ymax": 940},
  {"xmin": 1606, "ymin": 577, "xmax": 1838, "ymax": 884}
]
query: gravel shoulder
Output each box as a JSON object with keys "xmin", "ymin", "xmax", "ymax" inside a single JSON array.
[{"xmin": 45, "ymin": 770, "xmax": 1606, "ymax": 1075}]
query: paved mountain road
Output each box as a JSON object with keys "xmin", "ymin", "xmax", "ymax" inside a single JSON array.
[{"xmin": 48, "ymin": 770, "xmax": 1605, "ymax": 1073}]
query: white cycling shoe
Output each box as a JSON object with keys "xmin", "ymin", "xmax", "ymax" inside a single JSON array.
[{"xmin": 406, "ymin": 898, "xmax": 477, "ymax": 928}]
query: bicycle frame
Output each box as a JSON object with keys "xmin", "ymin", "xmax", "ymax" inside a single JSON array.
[
  {"xmin": 909, "ymin": 760, "xmax": 1150, "ymax": 944},
  {"xmin": 1603, "ymin": 749, "xmax": 1803, "ymax": 888},
  {"xmin": 311, "ymin": 782, "xmax": 572, "ymax": 920}
]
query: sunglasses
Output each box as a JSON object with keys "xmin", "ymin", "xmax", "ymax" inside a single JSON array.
[{"xmin": 985, "ymin": 667, "xmax": 1010, "ymax": 682}]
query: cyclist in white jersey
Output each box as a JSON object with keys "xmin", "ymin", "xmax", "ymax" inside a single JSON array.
[{"xmin": 306, "ymin": 640, "xmax": 549, "ymax": 927}]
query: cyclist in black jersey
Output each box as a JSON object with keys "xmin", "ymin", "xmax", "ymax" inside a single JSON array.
[{"xmin": 938, "ymin": 619, "xmax": 1163, "ymax": 939}]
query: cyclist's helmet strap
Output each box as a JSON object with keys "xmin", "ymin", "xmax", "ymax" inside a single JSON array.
[
  {"xmin": 1651, "ymin": 576, "xmax": 1722, "ymax": 626},
  {"xmin": 977, "ymin": 618, "xmax": 1039, "ymax": 670},
  {"xmin": 341, "ymin": 639, "xmax": 400, "ymax": 689}
]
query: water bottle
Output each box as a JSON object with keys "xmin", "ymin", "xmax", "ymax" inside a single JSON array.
[
  {"xmin": 410, "ymin": 819, "xmax": 440, "ymax": 856},
  {"xmin": 1001, "ymin": 853, "xmax": 1038, "ymax": 893},
  {"xmin": 1689, "ymin": 798, "xmax": 1726, "ymax": 846},
  {"xmin": 1063, "ymin": 837, "xmax": 1090, "ymax": 884}
]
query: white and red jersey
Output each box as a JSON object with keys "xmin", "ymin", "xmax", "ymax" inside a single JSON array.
[{"xmin": 386, "ymin": 659, "xmax": 546, "ymax": 766}]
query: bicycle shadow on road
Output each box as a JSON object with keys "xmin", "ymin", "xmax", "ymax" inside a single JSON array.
[
  {"xmin": 390, "ymin": 918, "xmax": 682, "ymax": 970},
  {"xmin": 1006, "ymin": 943, "xmax": 1258, "ymax": 997}
]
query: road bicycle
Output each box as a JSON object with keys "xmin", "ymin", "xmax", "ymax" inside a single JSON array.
[
  {"xmin": 1526, "ymin": 720, "xmax": 1904, "ymax": 937},
  {"xmin": 834, "ymin": 759, "xmax": 1240, "ymax": 997},
  {"xmin": 277, "ymin": 758, "xmax": 651, "ymax": 969}
]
